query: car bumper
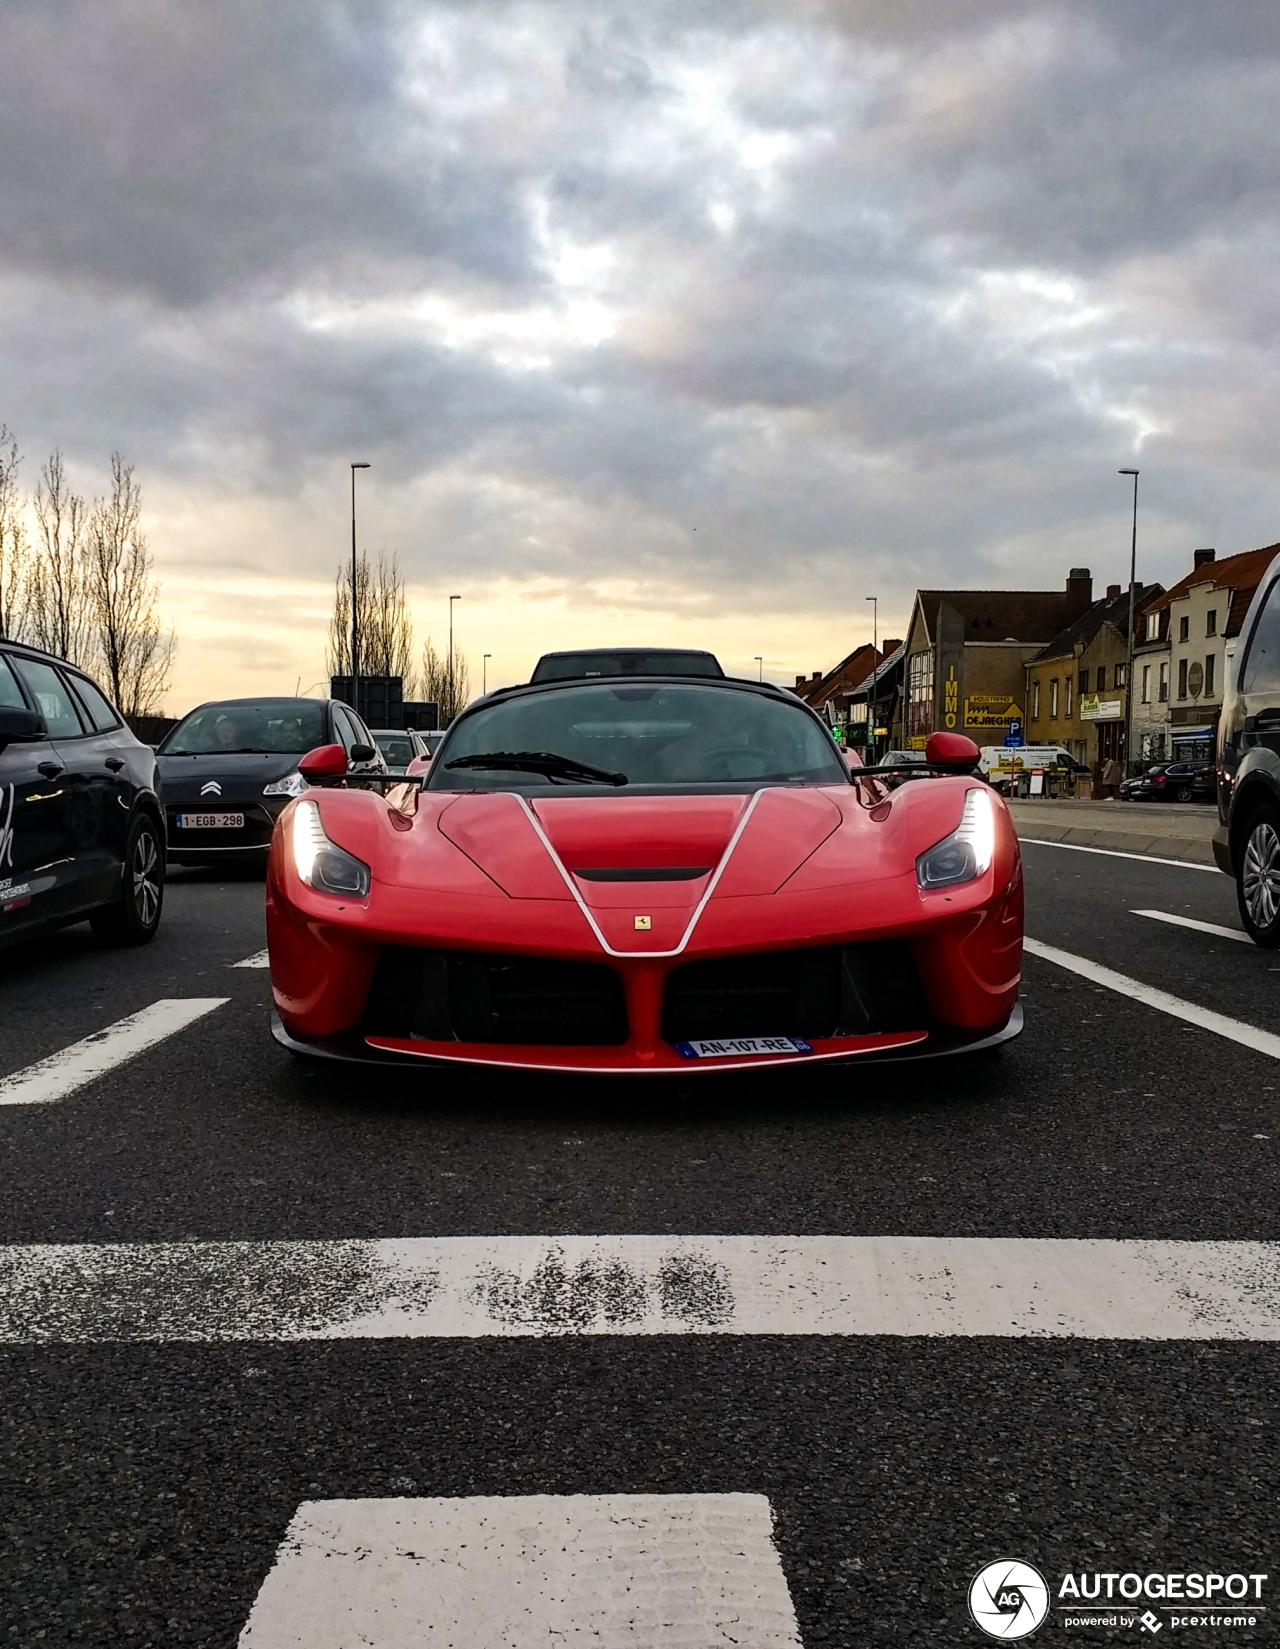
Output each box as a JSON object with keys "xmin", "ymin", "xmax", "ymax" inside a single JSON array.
[{"xmin": 271, "ymin": 1002, "xmax": 1023, "ymax": 1073}]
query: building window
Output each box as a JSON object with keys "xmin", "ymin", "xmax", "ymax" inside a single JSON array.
[
  {"xmin": 1049, "ymin": 678, "xmax": 1059, "ymax": 719},
  {"xmin": 1145, "ymin": 613, "xmax": 1160, "ymax": 641},
  {"xmin": 1207, "ymin": 609, "xmax": 1218, "ymax": 637},
  {"xmin": 1031, "ymin": 679, "xmax": 1041, "ymax": 721},
  {"xmin": 1114, "ymin": 662, "xmax": 1126, "ymax": 689},
  {"xmin": 905, "ymin": 649, "xmax": 934, "ymax": 739},
  {"xmin": 1141, "ymin": 664, "xmax": 1151, "ymax": 704},
  {"xmin": 1205, "ymin": 654, "xmax": 1216, "ymax": 697},
  {"xmin": 1159, "ymin": 661, "xmax": 1169, "ymax": 702},
  {"xmin": 1178, "ymin": 658, "xmax": 1188, "ymax": 698},
  {"xmin": 1064, "ymin": 675, "xmax": 1073, "ymax": 718},
  {"xmin": 1179, "ymin": 615, "xmax": 1190, "ymax": 642}
]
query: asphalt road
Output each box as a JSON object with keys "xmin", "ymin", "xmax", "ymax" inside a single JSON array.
[{"xmin": 1, "ymin": 848, "xmax": 1276, "ymax": 1646}]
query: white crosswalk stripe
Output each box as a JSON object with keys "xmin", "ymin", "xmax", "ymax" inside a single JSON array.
[
  {"xmin": 1024, "ymin": 937, "xmax": 1280, "ymax": 1058},
  {"xmin": 238, "ymin": 1494, "xmax": 801, "ymax": 1648},
  {"xmin": 0, "ymin": 998, "xmax": 230, "ymax": 1106},
  {"xmin": 3, "ymin": 1234, "xmax": 1279, "ymax": 1341}
]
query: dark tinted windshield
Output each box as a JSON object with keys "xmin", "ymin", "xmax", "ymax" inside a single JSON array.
[
  {"xmin": 374, "ymin": 733, "xmax": 416, "ymax": 764},
  {"xmin": 162, "ymin": 700, "xmax": 329, "ymax": 755},
  {"xmin": 431, "ymin": 682, "xmax": 845, "ymax": 789},
  {"xmin": 531, "ymin": 650, "xmax": 724, "ymax": 682}
]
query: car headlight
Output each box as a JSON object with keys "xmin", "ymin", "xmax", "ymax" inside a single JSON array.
[
  {"xmin": 290, "ymin": 799, "xmax": 370, "ymax": 896},
  {"xmin": 264, "ymin": 770, "xmax": 309, "ymax": 797},
  {"xmin": 917, "ymin": 787, "xmax": 996, "ymax": 890}
]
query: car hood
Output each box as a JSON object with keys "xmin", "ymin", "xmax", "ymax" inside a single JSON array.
[{"xmin": 158, "ymin": 750, "xmax": 303, "ymax": 803}]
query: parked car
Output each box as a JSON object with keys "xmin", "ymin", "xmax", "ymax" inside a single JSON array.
[
  {"xmin": 1214, "ymin": 551, "xmax": 1280, "ymax": 943},
  {"xmin": 370, "ymin": 728, "xmax": 430, "ymax": 775},
  {"xmin": 0, "ymin": 639, "xmax": 164, "ymax": 946},
  {"xmin": 530, "ymin": 647, "xmax": 725, "ymax": 682},
  {"xmin": 1119, "ymin": 761, "xmax": 1214, "ymax": 803},
  {"xmin": 157, "ymin": 696, "xmax": 386, "ymax": 868},
  {"xmin": 872, "ymin": 748, "xmax": 930, "ymax": 786}
]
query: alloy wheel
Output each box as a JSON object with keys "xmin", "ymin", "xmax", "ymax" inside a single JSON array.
[
  {"xmin": 133, "ymin": 829, "xmax": 161, "ymax": 927},
  {"xmin": 1242, "ymin": 821, "xmax": 1280, "ymax": 929}
]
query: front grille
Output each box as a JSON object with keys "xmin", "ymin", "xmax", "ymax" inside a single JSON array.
[
  {"xmin": 661, "ymin": 942, "xmax": 929, "ymax": 1042},
  {"xmin": 365, "ymin": 949, "xmax": 628, "ymax": 1045}
]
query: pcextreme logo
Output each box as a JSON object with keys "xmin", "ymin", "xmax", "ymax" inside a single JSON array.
[
  {"xmin": 969, "ymin": 1560, "xmax": 1050, "ymax": 1639},
  {"xmin": 0, "ymin": 784, "xmax": 14, "ymax": 871}
]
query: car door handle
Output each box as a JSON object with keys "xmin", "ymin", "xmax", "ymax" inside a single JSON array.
[
  {"xmin": 104, "ymin": 756, "xmax": 126, "ymax": 771},
  {"xmin": 37, "ymin": 761, "xmax": 64, "ymax": 779}
]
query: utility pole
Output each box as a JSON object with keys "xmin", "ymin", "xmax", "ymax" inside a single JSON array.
[
  {"xmin": 448, "ymin": 594, "xmax": 460, "ymax": 722},
  {"xmin": 866, "ymin": 596, "xmax": 878, "ymax": 759},
  {"xmin": 754, "ymin": 656, "xmax": 763, "ymax": 682},
  {"xmin": 483, "ymin": 653, "xmax": 491, "ymax": 694},
  {"xmin": 1119, "ymin": 468, "xmax": 1140, "ymax": 777},
  {"xmin": 349, "ymin": 463, "xmax": 370, "ymax": 717}
]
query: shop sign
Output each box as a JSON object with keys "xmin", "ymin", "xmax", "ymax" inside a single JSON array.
[
  {"xmin": 964, "ymin": 694, "xmax": 1022, "ymax": 729},
  {"xmin": 1080, "ymin": 694, "xmax": 1123, "ymax": 721}
]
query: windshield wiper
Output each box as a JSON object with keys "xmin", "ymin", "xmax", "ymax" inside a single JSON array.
[{"xmin": 445, "ymin": 750, "xmax": 628, "ymax": 786}]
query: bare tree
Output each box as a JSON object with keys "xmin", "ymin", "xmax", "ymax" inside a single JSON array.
[
  {"xmin": 84, "ymin": 453, "xmax": 174, "ymax": 716},
  {"xmin": 326, "ymin": 551, "xmax": 416, "ymax": 690},
  {"xmin": 0, "ymin": 426, "xmax": 31, "ymax": 643},
  {"xmin": 421, "ymin": 635, "xmax": 470, "ymax": 723},
  {"xmin": 28, "ymin": 450, "xmax": 89, "ymax": 663}
]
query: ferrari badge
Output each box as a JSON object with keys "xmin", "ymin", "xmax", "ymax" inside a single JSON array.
[{"xmin": 634, "ymin": 915, "xmax": 652, "ymax": 930}]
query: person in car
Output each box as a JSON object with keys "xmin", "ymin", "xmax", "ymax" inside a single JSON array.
[{"xmin": 214, "ymin": 715, "xmax": 241, "ymax": 751}]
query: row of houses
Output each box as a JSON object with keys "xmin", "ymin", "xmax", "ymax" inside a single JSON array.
[{"xmin": 795, "ymin": 541, "xmax": 1280, "ymax": 770}]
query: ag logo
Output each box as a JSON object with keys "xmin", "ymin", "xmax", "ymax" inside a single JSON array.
[{"xmin": 968, "ymin": 1559, "xmax": 1050, "ymax": 1639}]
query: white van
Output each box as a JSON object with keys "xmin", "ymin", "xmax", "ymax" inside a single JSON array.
[{"xmin": 979, "ymin": 745, "xmax": 1088, "ymax": 794}]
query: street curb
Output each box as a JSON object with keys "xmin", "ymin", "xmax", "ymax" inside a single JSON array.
[{"xmin": 1013, "ymin": 823, "xmax": 1216, "ymax": 864}]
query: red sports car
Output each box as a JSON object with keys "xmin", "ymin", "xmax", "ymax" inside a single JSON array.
[{"xmin": 267, "ymin": 675, "xmax": 1022, "ymax": 1073}]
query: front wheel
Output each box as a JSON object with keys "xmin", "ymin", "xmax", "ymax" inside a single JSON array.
[
  {"xmin": 1237, "ymin": 804, "xmax": 1280, "ymax": 946},
  {"xmin": 90, "ymin": 814, "xmax": 164, "ymax": 945}
]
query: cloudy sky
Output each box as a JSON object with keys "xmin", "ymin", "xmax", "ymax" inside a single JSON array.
[{"xmin": 4, "ymin": 0, "xmax": 1280, "ymax": 710}]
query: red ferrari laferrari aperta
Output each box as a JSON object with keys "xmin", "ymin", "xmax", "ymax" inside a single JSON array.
[{"xmin": 267, "ymin": 675, "xmax": 1023, "ymax": 1073}]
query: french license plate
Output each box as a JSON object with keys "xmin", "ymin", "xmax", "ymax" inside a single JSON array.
[
  {"xmin": 674, "ymin": 1036, "xmax": 813, "ymax": 1059},
  {"xmin": 177, "ymin": 812, "xmax": 245, "ymax": 829}
]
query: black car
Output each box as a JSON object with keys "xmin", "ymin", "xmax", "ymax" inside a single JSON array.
[
  {"xmin": 1214, "ymin": 552, "xmax": 1280, "ymax": 943},
  {"xmin": 157, "ymin": 696, "xmax": 386, "ymax": 867},
  {"xmin": 1119, "ymin": 761, "xmax": 1215, "ymax": 803},
  {"xmin": 530, "ymin": 647, "xmax": 725, "ymax": 682},
  {"xmin": 0, "ymin": 639, "xmax": 164, "ymax": 947}
]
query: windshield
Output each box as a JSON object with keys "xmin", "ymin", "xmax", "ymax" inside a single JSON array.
[
  {"xmin": 162, "ymin": 700, "xmax": 329, "ymax": 756},
  {"xmin": 375, "ymin": 734, "xmax": 416, "ymax": 764},
  {"xmin": 430, "ymin": 682, "xmax": 847, "ymax": 789}
]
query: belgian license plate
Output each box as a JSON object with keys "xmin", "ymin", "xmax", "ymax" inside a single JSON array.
[
  {"xmin": 674, "ymin": 1036, "xmax": 813, "ymax": 1059},
  {"xmin": 178, "ymin": 812, "xmax": 245, "ymax": 829}
]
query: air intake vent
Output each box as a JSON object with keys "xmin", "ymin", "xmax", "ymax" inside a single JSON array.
[
  {"xmin": 365, "ymin": 949, "xmax": 628, "ymax": 1046},
  {"xmin": 661, "ymin": 942, "xmax": 928, "ymax": 1043}
]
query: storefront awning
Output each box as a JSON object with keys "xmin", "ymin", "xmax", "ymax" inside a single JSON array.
[{"xmin": 1171, "ymin": 726, "xmax": 1213, "ymax": 740}]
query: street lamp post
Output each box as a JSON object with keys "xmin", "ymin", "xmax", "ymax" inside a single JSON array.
[
  {"xmin": 448, "ymin": 594, "xmax": 461, "ymax": 722},
  {"xmin": 866, "ymin": 596, "xmax": 878, "ymax": 757},
  {"xmin": 754, "ymin": 656, "xmax": 763, "ymax": 682},
  {"xmin": 349, "ymin": 463, "xmax": 370, "ymax": 717},
  {"xmin": 483, "ymin": 653, "xmax": 491, "ymax": 694},
  {"xmin": 1119, "ymin": 468, "xmax": 1140, "ymax": 777}
]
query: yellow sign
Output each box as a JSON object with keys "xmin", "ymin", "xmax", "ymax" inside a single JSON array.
[
  {"xmin": 944, "ymin": 665, "xmax": 958, "ymax": 729},
  {"xmin": 906, "ymin": 735, "xmax": 928, "ymax": 750},
  {"xmin": 964, "ymin": 695, "xmax": 1021, "ymax": 729}
]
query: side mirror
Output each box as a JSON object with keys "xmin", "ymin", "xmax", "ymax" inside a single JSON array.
[
  {"xmin": 0, "ymin": 704, "xmax": 47, "ymax": 752},
  {"xmin": 298, "ymin": 743, "xmax": 349, "ymax": 781},
  {"xmin": 925, "ymin": 732, "xmax": 981, "ymax": 769},
  {"xmin": 349, "ymin": 742, "xmax": 376, "ymax": 764}
]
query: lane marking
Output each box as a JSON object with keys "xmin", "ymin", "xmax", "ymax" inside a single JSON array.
[
  {"xmin": 232, "ymin": 950, "xmax": 270, "ymax": 968},
  {"xmin": 0, "ymin": 999, "xmax": 229, "ymax": 1107},
  {"xmin": 3, "ymin": 1235, "xmax": 1279, "ymax": 1340},
  {"xmin": 238, "ymin": 1494, "xmax": 800, "ymax": 1648},
  {"xmin": 1020, "ymin": 837, "xmax": 1220, "ymax": 872},
  {"xmin": 1024, "ymin": 937, "xmax": 1280, "ymax": 1059},
  {"xmin": 1131, "ymin": 909, "xmax": 1251, "ymax": 944}
]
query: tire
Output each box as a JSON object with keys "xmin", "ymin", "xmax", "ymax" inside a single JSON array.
[
  {"xmin": 90, "ymin": 813, "xmax": 164, "ymax": 945},
  {"xmin": 1173, "ymin": 785, "xmax": 1194, "ymax": 803},
  {"xmin": 1236, "ymin": 803, "xmax": 1280, "ymax": 947}
]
